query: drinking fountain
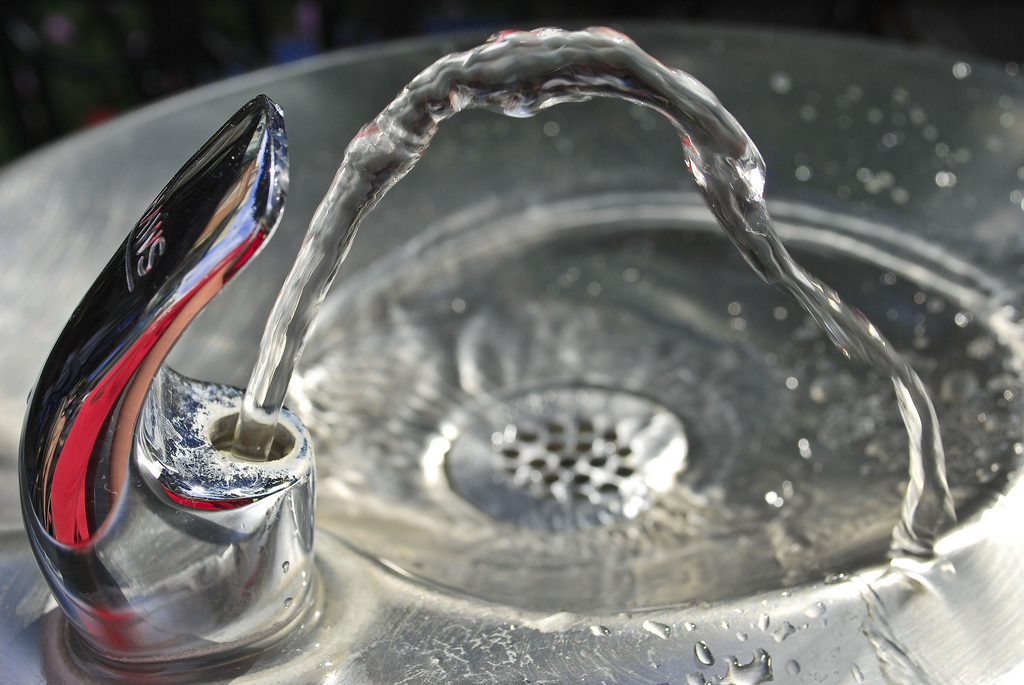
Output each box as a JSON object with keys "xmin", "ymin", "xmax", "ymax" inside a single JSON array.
[{"xmin": 1, "ymin": 24, "xmax": 1023, "ymax": 685}]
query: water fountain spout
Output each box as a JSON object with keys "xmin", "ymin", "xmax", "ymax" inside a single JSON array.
[{"xmin": 18, "ymin": 95, "xmax": 316, "ymax": 670}]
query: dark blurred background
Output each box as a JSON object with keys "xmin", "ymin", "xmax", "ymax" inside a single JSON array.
[{"xmin": 2, "ymin": 0, "xmax": 1023, "ymax": 167}]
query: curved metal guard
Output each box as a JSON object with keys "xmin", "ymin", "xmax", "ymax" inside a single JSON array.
[{"xmin": 19, "ymin": 95, "xmax": 315, "ymax": 668}]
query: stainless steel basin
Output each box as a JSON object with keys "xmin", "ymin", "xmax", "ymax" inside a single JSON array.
[{"xmin": 2, "ymin": 24, "xmax": 1023, "ymax": 684}]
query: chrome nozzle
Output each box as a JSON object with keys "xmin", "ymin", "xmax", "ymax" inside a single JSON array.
[{"xmin": 19, "ymin": 95, "xmax": 315, "ymax": 668}]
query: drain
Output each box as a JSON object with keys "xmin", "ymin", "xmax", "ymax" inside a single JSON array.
[{"xmin": 442, "ymin": 387, "xmax": 688, "ymax": 530}]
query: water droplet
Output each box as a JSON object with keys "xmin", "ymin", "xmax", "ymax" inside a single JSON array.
[
  {"xmin": 757, "ymin": 614, "xmax": 770, "ymax": 631},
  {"xmin": 737, "ymin": 632, "xmax": 748, "ymax": 641},
  {"xmin": 643, "ymin": 619, "xmax": 671, "ymax": 639},
  {"xmin": 940, "ymin": 370, "xmax": 979, "ymax": 402},
  {"xmin": 786, "ymin": 659, "xmax": 801, "ymax": 675},
  {"xmin": 769, "ymin": 71, "xmax": 792, "ymax": 94},
  {"xmin": 686, "ymin": 674, "xmax": 709, "ymax": 685},
  {"xmin": 851, "ymin": 664, "xmax": 864, "ymax": 682},
  {"xmin": 590, "ymin": 624, "xmax": 610, "ymax": 636},
  {"xmin": 282, "ymin": 560, "xmax": 290, "ymax": 573},
  {"xmin": 723, "ymin": 649, "xmax": 773, "ymax": 685},
  {"xmin": 684, "ymin": 621, "xmax": 697, "ymax": 631},
  {"xmin": 283, "ymin": 596, "xmax": 294, "ymax": 608},
  {"xmin": 805, "ymin": 602, "xmax": 826, "ymax": 618},
  {"xmin": 695, "ymin": 641, "xmax": 715, "ymax": 666},
  {"xmin": 771, "ymin": 621, "xmax": 796, "ymax": 643},
  {"xmin": 808, "ymin": 375, "xmax": 854, "ymax": 403}
]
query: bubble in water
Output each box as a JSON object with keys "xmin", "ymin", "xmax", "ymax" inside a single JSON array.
[
  {"xmin": 590, "ymin": 624, "xmax": 610, "ymax": 636},
  {"xmin": 643, "ymin": 619, "xmax": 671, "ymax": 639},
  {"xmin": 695, "ymin": 641, "xmax": 715, "ymax": 666}
]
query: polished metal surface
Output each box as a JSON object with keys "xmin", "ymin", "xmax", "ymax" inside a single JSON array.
[
  {"xmin": 18, "ymin": 95, "xmax": 316, "ymax": 671},
  {"xmin": 21, "ymin": 95, "xmax": 285, "ymax": 546},
  {"xmin": 1, "ymin": 23, "xmax": 1023, "ymax": 685}
]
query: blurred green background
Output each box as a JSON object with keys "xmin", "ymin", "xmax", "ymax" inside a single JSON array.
[{"xmin": 2, "ymin": 0, "xmax": 1022, "ymax": 167}]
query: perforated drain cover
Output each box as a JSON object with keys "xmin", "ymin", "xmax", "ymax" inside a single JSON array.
[{"xmin": 443, "ymin": 387, "xmax": 688, "ymax": 530}]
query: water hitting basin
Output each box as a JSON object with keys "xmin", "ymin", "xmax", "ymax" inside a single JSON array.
[{"xmin": 2, "ymin": 24, "xmax": 1024, "ymax": 684}]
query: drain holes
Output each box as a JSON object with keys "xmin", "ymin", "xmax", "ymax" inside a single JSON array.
[
  {"xmin": 442, "ymin": 386, "xmax": 688, "ymax": 530},
  {"xmin": 494, "ymin": 416, "xmax": 639, "ymax": 503}
]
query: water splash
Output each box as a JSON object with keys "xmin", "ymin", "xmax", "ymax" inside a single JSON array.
[
  {"xmin": 855, "ymin": 576, "xmax": 935, "ymax": 684},
  {"xmin": 235, "ymin": 27, "xmax": 954, "ymax": 556}
]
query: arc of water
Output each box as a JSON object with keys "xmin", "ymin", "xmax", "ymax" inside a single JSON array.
[{"xmin": 232, "ymin": 27, "xmax": 955, "ymax": 557}]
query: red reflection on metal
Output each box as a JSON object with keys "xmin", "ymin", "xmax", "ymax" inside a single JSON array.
[
  {"xmin": 162, "ymin": 486, "xmax": 256, "ymax": 510},
  {"xmin": 48, "ymin": 230, "xmax": 265, "ymax": 546}
]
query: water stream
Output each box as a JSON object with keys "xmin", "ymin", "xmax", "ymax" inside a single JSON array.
[{"xmin": 234, "ymin": 27, "xmax": 954, "ymax": 560}]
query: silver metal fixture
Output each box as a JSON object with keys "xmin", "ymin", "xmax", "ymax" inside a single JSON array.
[{"xmin": 19, "ymin": 95, "xmax": 316, "ymax": 671}]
